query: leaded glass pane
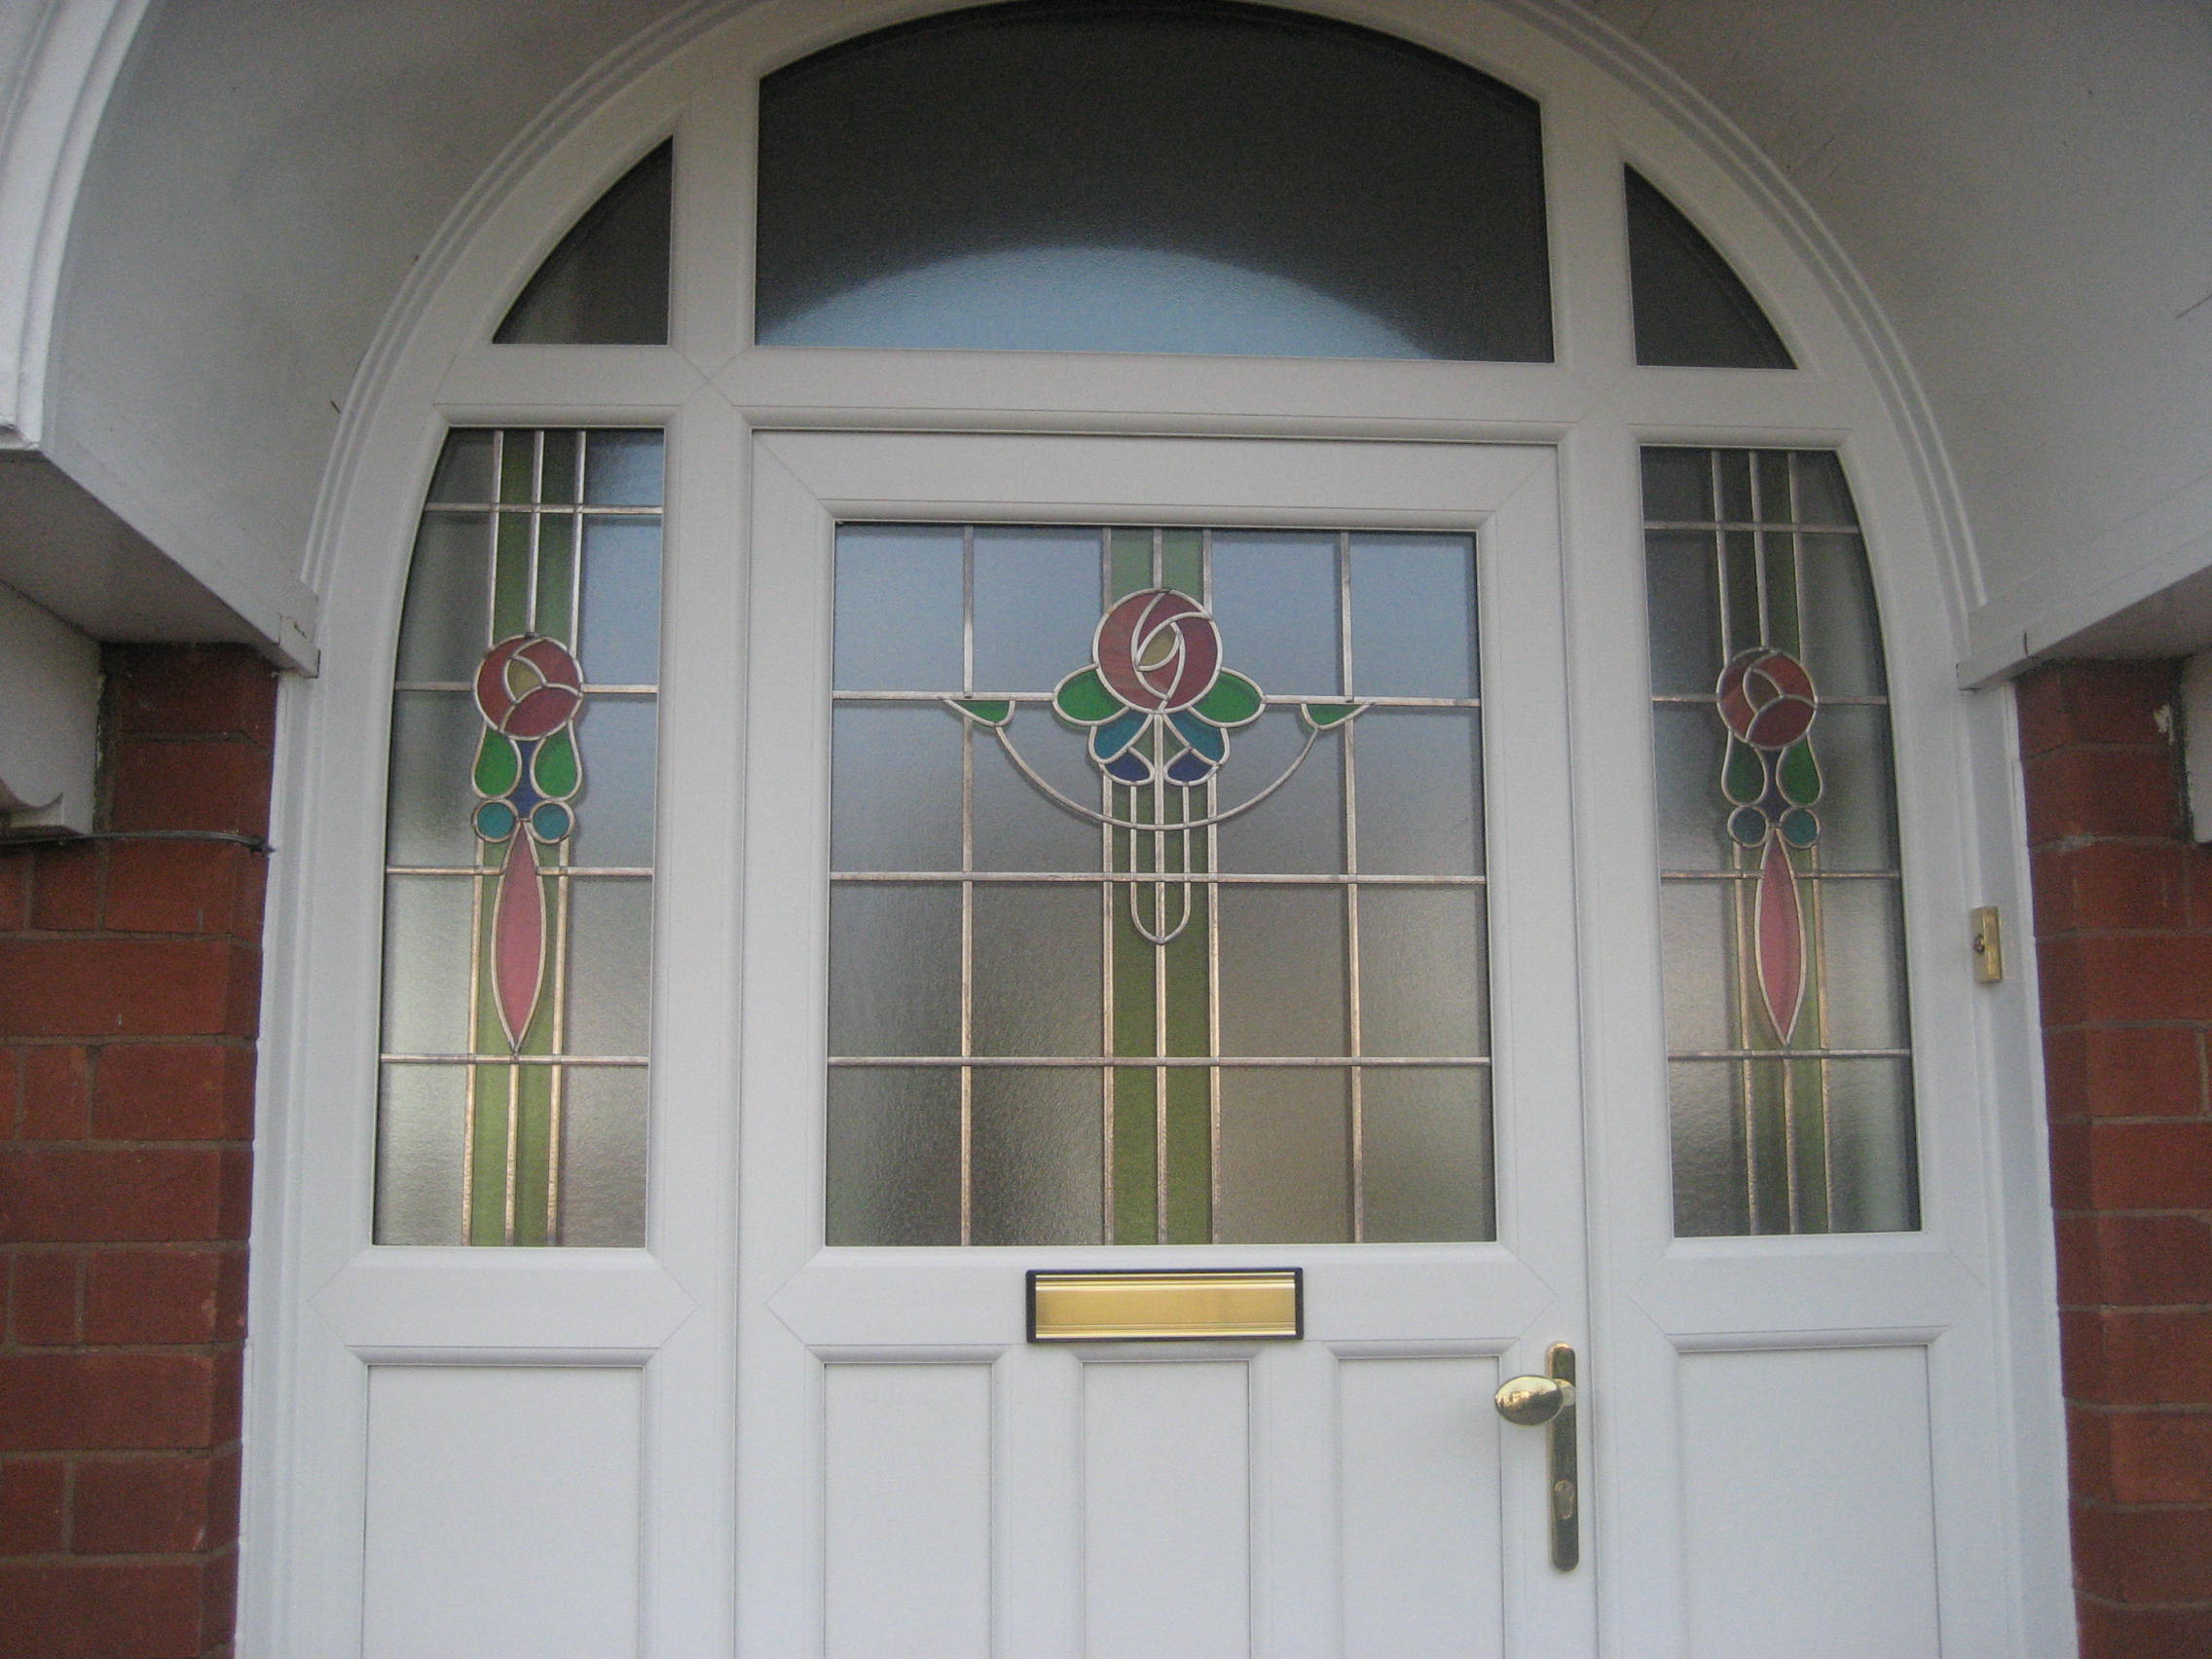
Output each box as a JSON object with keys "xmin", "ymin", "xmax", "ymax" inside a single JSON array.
[
  {"xmin": 756, "ymin": 2, "xmax": 1551, "ymax": 360},
  {"xmin": 1643, "ymin": 447, "xmax": 1919, "ymax": 1236},
  {"xmin": 375, "ymin": 427, "xmax": 662, "ymax": 1246},
  {"xmin": 828, "ymin": 523, "xmax": 1492, "ymax": 1244}
]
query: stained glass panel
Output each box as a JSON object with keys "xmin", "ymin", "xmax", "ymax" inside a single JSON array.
[
  {"xmin": 1643, "ymin": 447, "xmax": 1919, "ymax": 1235},
  {"xmin": 374, "ymin": 428, "xmax": 662, "ymax": 1246},
  {"xmin": 829, "ymin": 523, "xmax": 1492, "ymax": 1245}
]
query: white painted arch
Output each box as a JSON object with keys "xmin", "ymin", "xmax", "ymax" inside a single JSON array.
[
  {"xmin": 0, "ymin": 0, "xmax": 2198, "ymax": 680},
  {"xmin": 240, "ymin": 1, "xmax": 2072, "ymax": 1653}
]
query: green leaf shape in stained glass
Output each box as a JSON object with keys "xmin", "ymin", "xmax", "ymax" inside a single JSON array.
[
  {"xmin": 1193, "ymin": 670, "xmax": 1264, "ymax": 727},
  {"xmin": 1778, "ymin": 737, "xmax": 1823, "ymax": 807},
  {"xmin": 1721, "ymin": 735, "xmax": 1766, "ymax": 807},
  {"xmin": 474, "ymin": 729, "xmax": 522, "ymax": 797},
  {"xmin": 950, "ymin": 697, "xmax": 1014, "ymax": 727},
  {"xmin": 1053, "ymin": 665, "xmax": 1122, "ymax": 725},
  {"xmin": 532, "ymin": 726, "xmax": 581, "ymax": 800},
  {"xmin": 1299, "ymin": 701, "xmax": 1360, "ymax": 731}
]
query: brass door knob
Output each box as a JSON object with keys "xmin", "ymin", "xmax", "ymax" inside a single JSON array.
[{"xmin": 1494, "ymin": 1372, "xmax": 1573, "ymax": 1426}]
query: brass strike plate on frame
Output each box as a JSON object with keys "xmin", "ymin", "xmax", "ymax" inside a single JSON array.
[
  {"xmin": 1971, "ymin": 904, "xmax": 2005, "ymax": 984},
  {"xmin": 1027, "ymin": 1269, "xmax": 1303, "ymax": 1343}
]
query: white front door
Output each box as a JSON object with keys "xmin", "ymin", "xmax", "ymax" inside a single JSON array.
[
  {"xmin": 728, "ymin": 430, "xmax": 1639, "ymax": 1656},
  {"xmin": 295, "ymin": 422, "xmax": 2020, "ymax": 1659}
]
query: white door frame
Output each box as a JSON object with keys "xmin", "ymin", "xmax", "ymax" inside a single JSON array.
[{"xmin": 241, "ymin": 2, "xmax": 2071, "ymax": 1653}]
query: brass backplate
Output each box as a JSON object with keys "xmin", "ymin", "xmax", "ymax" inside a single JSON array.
[{"xmin": 1027, "ymin": 1269, "xmax": 1303, "ymax": 1343}]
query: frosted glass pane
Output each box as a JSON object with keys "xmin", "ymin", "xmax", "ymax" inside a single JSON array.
[
  {"xmin": 427, "ymin": 432, "xmax": 496, "ymax": 505},
  {"xmin": 578, "ymin": 519, "xmax": 662, "ymax": 685},
  {"xmin": 972, "ymin": 719, "xmax": 1097, "ymax": 872},
  {"xmin": 496, "ymin": 141, "xmax": 670, "ymax": 346},
  {"xmin": 1798, "ymin": 534, "xmax": 1887, "ymax": 697},
  {"xmin": 1218, "ymin": 1068, "xmax": 1350, "ymax": 1243},
  {"xmin": 829, "ymin": 886, "xmax": 960, "ymax": 1055},
  {"xmin": 1214, "ymin": 709, "xmax": 1343, "ymax": 875},
  {"xmin": 1811, "ymin": 704, "xmax": 1900, "ymax": 870},
  {"xmin": 1359, "ymin": 888, "xmax": 1489, "ymax": 1056},
  {"xmin": 1645, "ymin": 530, "xmax": 1723, "ymax": 697},
  {"xmin": 1208, "ymin": 532, "xmax": 1341, "ymax": 697},
  {"xmin": 395, "ymin": 515, "xmax": 493, "ymax": 682},
  {"xmin": 1355, "ymin": 710, "xmax": 1482, "ymax": 876},
  {"xmin": 831, "ymin": 705, "xmax": 962, "ymax": 871},
  {"xmin": 972, "ymin": 1067, "xmax": 1104, "ymax": 1246},
  {"xmin": 560, "ymin": 1066, "xmax": 647, "ymax": 1246},
  {"xmin": 1814, "ymin": 879, "xmax": 1910, "ymax": 1050},
  {"xmin": 1670, "ymin": 1060, "xmax": 1750, "ymax": 1237},
  {"xmin": 386, "ymin": 691, "xmax": 483, "ymax": 866},
  {"xmin": 1628, "ymin": 169, "xmax": 1792, "ymax": 369},
  {"xmin": 757, "ymin": 7, "xmax": 1550, "ymax": 360},
  {"xmin": 565, "ymin": 878, "xmax": 654, "ymax": 1055},
  {"xmin": 973, "ymin": 884, "xmax": 1100, "ymax": 1056},
  {"xmin": 1349, "ymin": 534, "xmax": 1477, "ymax": 699},
  {"xmin": 568, "ymin": 696, "xmax": 658, "ymax": 867},
  {"xmin": 828, "ymin": 1069, "xmax": 960, "ymax": 1245},
  {"xmin": 1218, "ymin": 888, "xmax": 1347, "ymax": 1056},
  {"xmin": 1650, "ymin": 705, "xmax": 1731, "ymax": 871},
  {"xmin": 1827, "ymin": 1059, "xmax": 1920, "ymax": 1232},
  {"xmin": 582, "ymin": 430, "xmax": 664, "ymax": 506},
  {"xmin": 1363, "ymin": 1068, "xmax": 1493, "ymax": 1241},
  {"xmin": 376, "ymin": 1064, "xmax": 466, "ymax": 1245},
  {"xmin": 834, "ymin": 525, "xmax": 963, "ymax": 692},
  {"xmin": 381, "ymin": 875, "xmax": 474, "ymax": 1054},
  {"xmin": 973, "ymin": 527, "xmax": 1100, "ymax": 692},
  {"xmin": 1658, "ymin": 880, "xmax": 1735, "ymax": 1052}
]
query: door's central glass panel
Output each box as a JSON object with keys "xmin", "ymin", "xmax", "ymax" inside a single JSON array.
[{"xmin": 829, "ymin": 525, "xmax": 1492, "ymax": 1244}]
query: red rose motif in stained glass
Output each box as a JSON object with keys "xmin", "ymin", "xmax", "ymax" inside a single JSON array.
[
  {"xmin": 475, "ymin": 635, "xmax": 584, "ymax": 740},
  {"xmin": 1716, "ymin": 647, "xmax": 1816, "ymax": 750},
  {"xmin": 1094, "ymin": 589, "xmax": 1223, "ymax": 713}
]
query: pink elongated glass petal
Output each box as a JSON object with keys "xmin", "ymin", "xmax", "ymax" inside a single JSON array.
[
  {"xmin": 1755, "ymin": 836, "xmax": 1805, "ymax": 1045},
  {"xmin": 492, "ymin": 832, "xmax": 548, "ymax": 1050}
]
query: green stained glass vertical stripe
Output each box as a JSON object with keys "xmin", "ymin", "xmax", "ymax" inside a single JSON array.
[
  {"xmin": 379, "ymin": 425, "xmax": 662, "ymax": 1249},
  {"xmin": 493, "ymin": 512, "xmax": 533, "ymax": 641},
  {"xmin": 535, "ymin": 514, "xmax": 576, "ymax": 646}
]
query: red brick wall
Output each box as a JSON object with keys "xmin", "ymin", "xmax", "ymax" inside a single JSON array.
[
  {"xmin": 0, "ymin": 646, "xmax": 276, "ymax": 1659},
  {"xmin": 2021, "ymin": 660, "xmax": 2212, "ymax": 1655}
]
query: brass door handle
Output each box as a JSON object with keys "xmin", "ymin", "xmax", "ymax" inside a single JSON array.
[{"xmin": 1493, "ymin": 1343, "xmax": 1578, "ymax": 1569}]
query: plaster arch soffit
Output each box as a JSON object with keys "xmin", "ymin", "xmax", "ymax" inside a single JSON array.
[{"xmin": 308, "ymin": 0, "xmax": 1977, "ymax": 655}]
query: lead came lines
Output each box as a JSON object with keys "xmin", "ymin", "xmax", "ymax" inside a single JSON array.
[{"xmin": 828, "ymin": 518, "xmax": 1492, "ymax": 1245}]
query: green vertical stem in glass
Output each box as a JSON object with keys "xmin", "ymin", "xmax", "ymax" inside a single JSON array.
[
  {"xmin": 1160, "ymin": 528, "xmax": 1203, "ymax": 600},
  {"xmin": 1747, "ymin": 1056, "xmax": 1791, "ymax": 1236},
  {"xmin": 1161, "ymin": 910, "xmax": 1212, "ymax": 1244},
  {"xmin": 540, "ymin": 428, "xmax": 579, "ymax": 506},
  {"xmin": 1110, "ymin": 798, "xmax": 1157, "ymax": 1244},
  {"xmin": 1109, "ymin": 527, "xmax": 1152, "ymax": 604},
  {"xmin": 510, "ymin": 1060, "xmax": 556, "ymax": 1246},
  {"xmin": 498, "ymin": 427, "xmax": 535, "ymax": 504},
  {"xmin": 1721, "ymin": 530, "xmax": 1760, "ymax": 658},
  {"xmin": 468, "ymin": 1064, "xmax": 511, "ymax": 1245},
  {"xmin": 1764, "ymin": 529, "xmax": 1803, "ymax": 657},
  {"xmin": 493, "ymin": 511, "xmax": 534, "ymax": 642},
  {"xmin": 535, "ymin": 514, "xmax": 576, "ymax": 648},
  {"xmin": 1788, "ymin": 1053, "xmax": 1832, "ymax": 1233}
]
